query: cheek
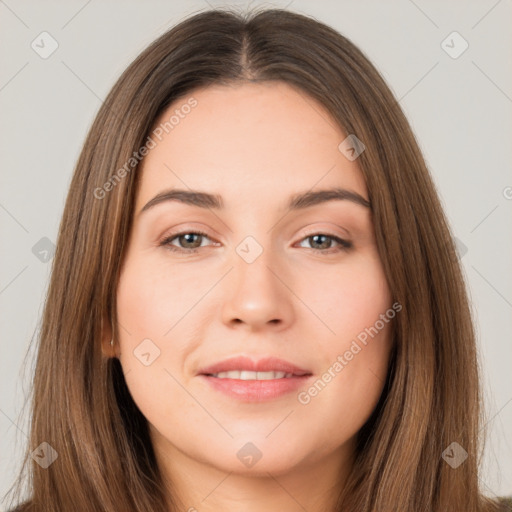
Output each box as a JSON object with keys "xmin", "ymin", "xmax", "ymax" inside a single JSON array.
[
  {"xmin": 307, "ymin": 330, "xmax": 392, "ymax": 445},
  {"xmin": 115, "ymin": 258, "xmax": 194, "ymax": 429},
  {"xmin": 297, "ymin": 253, "xmax": 393, "ymax": 423},
  {"xmin": 116, "ymin": 253, "xmax": 213, "ymax": 385},
  {"xmin": 115, "ymin": 258, "xmax": 173, "ymax": 386},
  {"xmin": 117, "ymin": 261, "xmax": 151, "ymax": 328},
  {"xmin": 307, "ymin": 252, "xmax": 392, "ymax": 346},
  {"xmin": 116, "ymin": 256, "xmax": 185, "ymax": 337}
]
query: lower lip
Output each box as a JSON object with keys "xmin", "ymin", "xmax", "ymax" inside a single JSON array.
[{"xmin": 199, "ymin": 375, "xmax": 313, "ymax": 402}]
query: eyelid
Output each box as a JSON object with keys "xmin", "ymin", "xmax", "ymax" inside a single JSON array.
[
  {"xmin": 158, "ymin": 223, "xmax": 218, "ymax": 242},
  {"xmin": 159, "ymin": 225, "xmax": 353, "ymax": 255},
  {"xmin": 298, "ymin": 225, "xmax": 351, "ymax": 241},
  {"xmin": 159, "ymin": 224, "xmax": 350, "ymax": 244}
]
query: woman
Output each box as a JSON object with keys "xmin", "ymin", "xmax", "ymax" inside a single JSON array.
[{"xmin": 4, "ymin": 7, "xmax": 511, "ymax": 512}]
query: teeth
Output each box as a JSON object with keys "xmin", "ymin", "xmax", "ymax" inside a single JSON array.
[{"xmin": 210, "ymin": 370, "xmax": 294, "ymax": 380}]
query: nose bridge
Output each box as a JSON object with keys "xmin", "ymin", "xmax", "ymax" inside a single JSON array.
[
  {"xmin": 220, "ymin": 232, "xmax": 293, "ymax": 329},
  {"xmin": 233, "ymin": 233, "xmax": 281, "ymax": 299}
]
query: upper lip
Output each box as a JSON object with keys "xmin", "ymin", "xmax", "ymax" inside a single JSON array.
[{"xmin": 197, "ymin": 356, "xmax": 312, "ymax": 376}]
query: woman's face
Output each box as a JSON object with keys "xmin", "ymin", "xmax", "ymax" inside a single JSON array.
[{"xmin": 114, "ymin": 81, "xmax": 394, "ymax": 478}]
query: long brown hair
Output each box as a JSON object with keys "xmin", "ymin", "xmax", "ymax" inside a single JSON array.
[{"xmin": 3, "ymin": 7, "xmax": 505, "ymax": 512}]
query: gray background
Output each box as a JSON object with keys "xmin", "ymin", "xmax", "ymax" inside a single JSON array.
[{"xmin": 1, "ymin": 0, "xmax": 511, "ymax": 505}]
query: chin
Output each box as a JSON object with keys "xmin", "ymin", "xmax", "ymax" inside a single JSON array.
[{"xmin": 201, "ymin": 438, "xmax": 308, "ymax": 476}]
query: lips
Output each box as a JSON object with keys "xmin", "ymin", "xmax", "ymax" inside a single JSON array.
[
  {"xmin": 197, "ymin": 356, "xmax": 312, "ymax": 378},
  {"xmin": 197, "ymin": 356, "xmax": 313, "ymax": 402}
]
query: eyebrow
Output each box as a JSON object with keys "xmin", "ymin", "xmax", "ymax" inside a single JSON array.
[{"xmin": 139, "ymin": 187, "xmax": 371, "ymax": 216}]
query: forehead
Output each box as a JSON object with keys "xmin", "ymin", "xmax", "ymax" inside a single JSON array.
[{"xmin": 136, "ymin": 81, "xmax": 368, "ymax": 210}]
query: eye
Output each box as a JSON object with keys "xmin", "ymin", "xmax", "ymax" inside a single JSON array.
[
  {"xmin": 160, "ymin": 230, "xmax": 352, "ymax": 255},
  {"xmin": 160, "ymin": 230, "xmax": 214, "ymax": 254},
  {"xmin": 296, "ymin": 233, "xmax": 352, "ymax": 254}
]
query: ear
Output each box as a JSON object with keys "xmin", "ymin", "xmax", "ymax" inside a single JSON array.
[{"xmin": 100, "ymin": 313, "xmax": 115, "ymax": 358}]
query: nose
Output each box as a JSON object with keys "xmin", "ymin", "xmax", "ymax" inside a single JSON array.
[{"xmin": 220, "ymin": 246, "xmax": 295, "ymax": 332}]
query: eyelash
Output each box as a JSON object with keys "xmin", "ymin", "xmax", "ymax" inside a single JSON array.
[{"xmin": 159, "ymin": 230, "xmax": 353, "ymax": 255}]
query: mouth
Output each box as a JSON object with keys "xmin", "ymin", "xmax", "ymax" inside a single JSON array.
[
  {"xmin": 205, "ymin": 370, "xmax": 304, "ymax": 380},
  {"xmin": 197, "ymin": 356, "xmax": 313, "ymax": 401}
]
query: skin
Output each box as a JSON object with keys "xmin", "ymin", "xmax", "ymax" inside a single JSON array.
[{"xmin": 102, "ymin": 81, "xmax": 394, "ymax": 512}]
